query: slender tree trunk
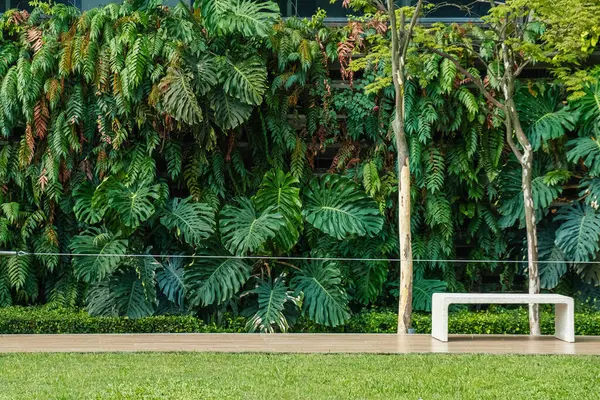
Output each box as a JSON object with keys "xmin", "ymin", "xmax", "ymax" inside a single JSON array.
[
  {"xmin": 397, "ymin": 144, "xmax": 413, "ymax": 334},
  {"xmin": 388, "ymin": 0, "xmax": 414, "ymax": 334},
  {"xmin": 506, "ymin": 91, "xmax": 541, "ymax": 335},
  {"xmin": 521, "ymin": 147, "xmax": 541, "ymax": 335}
]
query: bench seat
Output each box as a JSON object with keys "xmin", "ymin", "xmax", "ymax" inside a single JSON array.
[{"xmin": 431, "ymin": 293, "xmax": 575, "ymax": 343}]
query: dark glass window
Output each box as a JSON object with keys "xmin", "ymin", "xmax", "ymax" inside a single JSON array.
[
  {"xmin": 278, "ymin": 0, "xmax": 489, "ymax": 21},
  {"xmin": 2, "ymin": 0, "xmax": 80, "ymax": 12},
  {"xmin": 278, "ymin": 0, "xmax": 352, "ymax": 19}
]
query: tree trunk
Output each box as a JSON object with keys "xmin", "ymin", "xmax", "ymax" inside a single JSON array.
[
  {"xmin": 388, "ymin": 0, "xmax": 416, "ymax": 335},
  {"xmin": 397, "ymin": 136, "xmax": 413, "ymax": 334},
  {"xmin": 521, "ymin": 147, "xmax": 541, "ymax": 335}
]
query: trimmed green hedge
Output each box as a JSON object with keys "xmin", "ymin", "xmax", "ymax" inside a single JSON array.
[{"xmin": 1, "ymin": 307, "xmax": 599, "ymax": 335}]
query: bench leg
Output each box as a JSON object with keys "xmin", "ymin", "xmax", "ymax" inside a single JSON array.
[
  {"xmin": 555, "ymin": 302, "xmax": 575, "ymax": 343},
  {"xmin": 431, "ymin": 297, "xmax": 448, "ymax": 342}
]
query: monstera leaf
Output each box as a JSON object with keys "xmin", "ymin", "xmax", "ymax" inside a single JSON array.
[
  {"xmin": 498, "ymin": 163, "xmax": 561, "ymax": 228},
  {"xmin": 108, "ymin": 180, "xmax": 161, "ymax": 230},
  {"xmin": 246, "ymin": 276, "xmax": 299, "ymax": 333},
  {"xmin": 219, "ymin": 197, "xmax": 285, "ymax": 255},
  {"xmin": 111, "ymin": 263, "xmax": 157, "ymax": 319},
  {"xmin": 412, "ymin": 277, "xmax": 447, "ymax": 312},
  {"xmin": 184, "ymin": 247, "xmax": 252, "ymax": 307},
  {"xmin": 160, "ymin": 197, "xmax": 215, "ymax": 247},
  {"xmin": 554, "ymin": 203, "xmax": 600, "ymax": 263},
  {"xmin": 291, "ymin": 260, "xmax": 350, "ymax": 327},
  {"xmin": 303, "ymin": 175, "xmax": 383, "ymax": 240},
  {"xmin": 157, "ymin": 257, "xmax": 186, "ymax": 307},
  {"xmin": 199, "ymin": 0, "xmax": 280, "ymax": 38},
  {"xmin": 254, "ymin": 169, "xmax": 302, "ymax": 251},
  {"xmin": 567, "ymin": 137, "xmax": 600, "ymax": 176},
  {"xmin": 209, "ymin": 89, "xmax": 253, "ymax": 130},
  {"xmin": 537, "ymin": 228, "xmax": 568, "ymax": 289},
  {"xmin": 221, "ymin": 56, "xmax": 268, "ymax": 106},
  {"xmin": 69, "ymin": 227, "xmax": 128, "ymax": 283},
  {"xmin": 73, "ymin": 181, "xmax": 106, "ymax": 224},
  {"xmin": 571, "ymin": 79, "xmax": 600, "ymax": 136},
  {"xmin": 516, "ymin": 85, "xmax": 576, "ymax": 151},
  {"xmin": 159, "ymin": 67, "xmax": 203, "ymax": 125}
]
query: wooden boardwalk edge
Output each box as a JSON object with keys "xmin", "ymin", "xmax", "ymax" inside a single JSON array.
[{"xmin": 1, "ymin": 333, "xmax": 599, "ymax": 355}]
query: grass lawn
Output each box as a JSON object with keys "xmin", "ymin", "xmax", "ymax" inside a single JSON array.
[{"xmin": 1, "ymin": 353, "xmax": 599, "ymax": 399}]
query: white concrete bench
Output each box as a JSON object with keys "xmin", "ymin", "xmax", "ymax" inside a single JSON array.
[{"xmin": 431, "ymin": 293, "xmax": 575, "ymax": 343}]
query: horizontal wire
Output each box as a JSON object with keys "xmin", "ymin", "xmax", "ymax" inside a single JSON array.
[{"xmin": 0, "ymin": 250, "xmax": 596, "ymax": 264}]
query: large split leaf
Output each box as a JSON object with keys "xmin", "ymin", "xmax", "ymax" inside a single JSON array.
[
  {"xmin": 291, "ymin": 260, "xmax": 350, "ymax": 327},
  {"xmin": 184, "ymin": 247, "xmax": 252, "ymax": 307},
  {"xmin": 160, "ymin": 197, "xmax": 215, "ymax": 247},
  {"xmin": 199, "ymin": 0, "xmax": 280, "ymax": 38},
  {"xmin": 108, "ymin": 180, "xmax": 161, "ymax": 230},
  {"xmin": 219, "ymin": 197, "xmax": 285, "ymax": 255},
  {"xmin": 554, "ymin": 203, "xmax": 600, "ymax": 263},
  {"xmin": 303, "ymin": 175, "xmax": 383, "ymax": 240},
  {"xmin": 254, "ymin": 169, "xmax": 302, "ymax": 251},
  {"xmin": 69, "ymin": 227, "xmax": 128, "ymax": 283},
  {"xmin": 246, "ymin": 276, "xmax": 299, "ymax": 333}
]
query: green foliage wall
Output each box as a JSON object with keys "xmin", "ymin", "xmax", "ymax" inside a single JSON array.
[{"xmin": 1, "ymin": 1, "xmax": 600, "ymax": 331}]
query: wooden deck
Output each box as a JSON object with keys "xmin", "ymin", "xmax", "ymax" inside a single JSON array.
[{"xmin": 1, "ymin": 334, "xmax": 600, "ymax": 354}]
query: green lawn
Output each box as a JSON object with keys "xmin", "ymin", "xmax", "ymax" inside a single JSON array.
[{"xmin": 1, "ymin": 353, "xmax": 599, "ymax": 399}]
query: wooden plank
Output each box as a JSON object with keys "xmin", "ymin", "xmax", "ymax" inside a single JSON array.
[{"xmin": 1, "ymin": 334, "xmax": 599, "ymax": 355}]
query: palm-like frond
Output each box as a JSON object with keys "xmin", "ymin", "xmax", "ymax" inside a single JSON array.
[
  {"xmin": 219, "ymin": 197, "xmax": 285, "ymax": 255},
  {"xmin": 184, "ymin": 247, "xmax": 251, "ymax": 307},
  {"xmin": 69, "ymin": 227, "xmax": 128, "ymax": 282},
  {"xmin": 246, "ymin": 275, "xmax": 299, "ymax": 333},
  {"xmin": 291, "ymin": 260, "xmax": 350, "ymax": 327},
  {"xmin": 73, "ymin": 181, "xmax": 106, "ymax": 224},
  {"xmin": 254, "ymin": 169, "xmax": 302, "ymax": 251},
  {"xmin": 160, "ymin": 197, "xmax": 215, "ymax": 247},
  {"xmin": 303, "ymin": 175, "xmax": 384, "ymax": 240}
]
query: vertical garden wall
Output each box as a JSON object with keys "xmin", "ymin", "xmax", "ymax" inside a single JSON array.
[{"xmin": 1, "ymin": 0, "xmax": 600, "ymax": 331}]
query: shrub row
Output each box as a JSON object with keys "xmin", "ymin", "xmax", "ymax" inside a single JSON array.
[{"xmin": 1, "ymin": 307, "xmax": 599, "ymax": 335}]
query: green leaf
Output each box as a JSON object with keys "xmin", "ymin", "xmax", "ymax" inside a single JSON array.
[
  {"xmin": 159, "ymin": 67, "xmax": 203, "ymax": 125},
  {"xmin": 517, "ymin": 86, "xmax": 576, "ymax": 151},
  {"xmin": 219, "ymin": 197, "xmax": 285, "ymax": 255},
  {"xmin": 554, "ymin": 203, "xmax": 600, "ymax": 263},
  {"xmin": 537, "ymin": 228, "xmax": 568, "ymax": 289},
  {"xmin": 160, "ymin": 197, "xmax": 215, "ymax": 247},
  {"xmin": 413, "ymin": 277, "xmax": 447, "ymax": 312},
  {"xmin": 351, "ymin": 260, "xmax": 387, "ymax": 305},
  {"xmin": 246, "ymin": 275, "xmax": 299, "ymax": 333},
  {"xmin": 108, "ymin": 180, "xmax": 161, "ymax": 230},
  {"xmin": 110, "ymin": 265, "xmax": 157, "ymax": 319},
  {"xmin": 567, "ymin": 137, "xmax": 600, "ymax": 176},
  {"xmin": 303, "ymin": 175, "xmax": 384, "ymax": 240},
  {"xmin": 69, "ymin": 227, "xmax": 128, "ymax": 283},
  {"xmin": 222, "ymin": 56, "xmax": 268, "ymax": 106},
  {"xmin": 157, "ymin": 257, "xmax": 186, "ymax": 307},
  {"xmin": 254, "ymin": 169, "xmax": 302, "ymax": 252},
  {"xmin": 185, "ymin": 248, "xmax": 251, "ymax": 307},
  {"xmin": 199, "ymin": 0, "xmax": 280, "ymax": 38},
  {"xmin": 209, "ymin": 89, "xmax": 253, "ymax": 130},
  {"xmin": 291, "ymin": 260, "xmax": 350, "ymax": 327},
  {"xmin": 73, "ymin": 181, "xmax": 106, "ymax": 224}
]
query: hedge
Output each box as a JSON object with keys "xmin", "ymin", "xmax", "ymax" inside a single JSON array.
[{"xmin": 1, "ymin": 307, "xmax": 599, "ymax": 335}]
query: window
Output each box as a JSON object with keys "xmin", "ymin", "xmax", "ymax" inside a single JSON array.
[
  {"xmin": 277, "ymin": 0, "xmax": 489, "ymax": 22},
  {"xmin": 81, "ymin": 0, "xmax": 187, "ymax": 11}
]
